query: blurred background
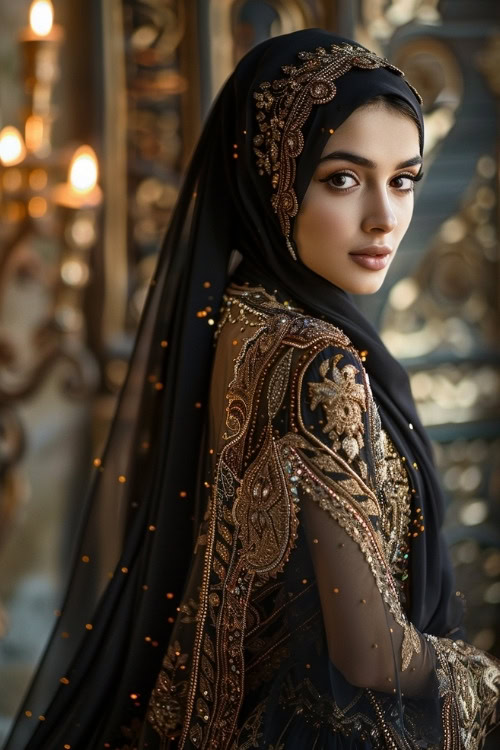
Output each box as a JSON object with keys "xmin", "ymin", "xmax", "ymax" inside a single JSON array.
[{"xmin": 0, "ymin": 0, "xmax": 498, "ymax": 743}]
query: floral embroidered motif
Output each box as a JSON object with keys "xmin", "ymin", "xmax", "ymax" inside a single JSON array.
[
  {"xmin": 308, "ymin": 352, "xmax": 367, "ymax": 461},
  {"xmin": 426, "ymin": 635, "xmax": 500, "ymax": 749},
  {"xmin": 253, "ymin": 43, "xmax": 422, "ymax": 239},
  {"xmin": 147, "ymin": 641, "xmax": 190, "ymax": 739}
]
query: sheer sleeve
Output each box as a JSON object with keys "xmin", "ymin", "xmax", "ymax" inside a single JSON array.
[
  {"xmin": 281, "ymin": 341, "xmax": 500, "ymax": 745},
  {"xmin": 301, "ymin": 492, "xmax": 436, "ymax": 698}
]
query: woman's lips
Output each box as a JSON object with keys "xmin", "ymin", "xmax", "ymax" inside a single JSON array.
[{"xmin": 349, "ymin": 246, "xmax": 392, "ymax": 271}]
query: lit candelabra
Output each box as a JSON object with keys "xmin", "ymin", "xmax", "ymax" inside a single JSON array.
[{"xmin": 0, "ymin": 1, "xmax": 101, "ymax": 548}]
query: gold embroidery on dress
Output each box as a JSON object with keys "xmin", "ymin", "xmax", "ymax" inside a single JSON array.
[
  {"xmin": 169, "ymin": 314, "xmax": 308, "ymax": 748},
  {"xmin": 233, "ymin": 426, "xmax": 299, "ymax": 575},
  {"xmin": 146, "ymin": 640, "xmax": 190, "ymax": 738},
  {"xmin": 308, "ymin": 352, "xmax": 367, "ymax": 461},
  {"xmin": 281, "ymin": 677, "xmax": 377, "ymax": 741},
  {"xmin": 379, "ymin": 431, "xmax": 412, "ymax": 601},
  {"xmin": 146, "ymin": 285, "xmax": 499, "ymax": 748},
  {"xmin": 253, "ymin": 43, "xmax": 422, "ymax": 239},
  {"xmin": 401, "ymin": 623, "xmax": 421, "ymax": 672},
  {"xmin": 425, "ymin": 635, "xmax": 500, "ymax": 749},
  {"xmin": 148, "ymin": 288, "xmax": 420, "ymax": 746}
]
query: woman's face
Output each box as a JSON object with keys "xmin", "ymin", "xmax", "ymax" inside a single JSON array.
[{"xmin": 294, "ymin": 103, "xmax": 422, "ymax": 295}]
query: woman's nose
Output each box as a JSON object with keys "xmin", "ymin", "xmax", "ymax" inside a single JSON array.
[{"xmin": 361, "ymin": 189, "xmax": 397, "ymax": 234}]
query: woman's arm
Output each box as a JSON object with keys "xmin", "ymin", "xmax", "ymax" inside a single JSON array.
[
  {"xmin": 281, "ymin": 339, "xmax": 500, "ymax": 737},
  {"xmin": 301, "ymin": 490, "xmax": 437, "ymax": 697}
]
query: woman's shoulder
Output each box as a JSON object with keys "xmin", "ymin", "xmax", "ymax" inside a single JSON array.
[
  {"xmin": 221, "ymin": 285, "xmax": 374, "ymax": 435},
  {"xmin": 222, "ymin": 282, "xmax": 360, "ymax": 360}
]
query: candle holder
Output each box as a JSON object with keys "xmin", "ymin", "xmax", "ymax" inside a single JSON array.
[
  {"xmin": 52, "ymin": 145, "xmax": 103, "ymax": 336},
  {"xmin": 19, "ymin": 1, "xmax": 65, "ymax": 157}
]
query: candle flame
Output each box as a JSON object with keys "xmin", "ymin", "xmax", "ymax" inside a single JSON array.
[
  {"xmin": 0, "ymin": 127, "xmax": 27, "ymax": 166},
  {"xmin": 29, "ymin": 0, "xmax": 54, "ymax": 37},
  {"xmin": 69, "ymin": 146, "xmax": 99, "ymax": 194}
]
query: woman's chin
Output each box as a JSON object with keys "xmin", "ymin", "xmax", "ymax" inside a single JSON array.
[
  {"xmin": 323, "ymin": 272, "xmax": 388, "ymax": 296},
  {"xmin": 348, "ymin": 278, "xmax": 386, "ymax": 295}
]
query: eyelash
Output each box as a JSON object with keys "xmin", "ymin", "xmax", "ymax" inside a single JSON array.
[{"xmin": 320, "ymin": 169, "xmax": 424, "ymax": 193}]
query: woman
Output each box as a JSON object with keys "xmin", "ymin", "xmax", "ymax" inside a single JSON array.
[{"xmin": 6, "ymin": 28, "xmax": 500, "ymax": 750}]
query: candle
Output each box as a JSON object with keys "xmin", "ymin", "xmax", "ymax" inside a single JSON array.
[
  {"xmin": 30, "ymin": 1, "xmax": 54, "ymax": 38},
  {"xmin": 69, "ymin": 146, "xmax": 99, "ymax": 195},
  {"xmin": 0, "ymin": 127, "xmax": 27, "ymax": 167},
  {"xmin": 20, "ymin": 0, "xmax": 63, "ymax": 43},
  {"xmin": 52, "ymin": 145, "xmax": 102, "ymax": 208}
]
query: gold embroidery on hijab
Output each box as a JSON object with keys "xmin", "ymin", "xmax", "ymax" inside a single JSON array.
[{"xmin": 253, "ymin": 42, "xmax": 422, "ymax": 240}]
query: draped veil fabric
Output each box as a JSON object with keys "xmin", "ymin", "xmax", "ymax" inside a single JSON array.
[{"xmin": 5, "ymin": 28, "xmax": 500, "ymax": 750}]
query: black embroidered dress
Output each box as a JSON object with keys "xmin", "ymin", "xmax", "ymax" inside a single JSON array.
[{"xmin": 144, "ymin": 285, "xmax": 500, "ymax": 749}]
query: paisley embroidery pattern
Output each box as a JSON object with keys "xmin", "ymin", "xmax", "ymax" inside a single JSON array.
[{"xmin": 233, "ymin": 427, "xmax": 299, "ymax": 575}]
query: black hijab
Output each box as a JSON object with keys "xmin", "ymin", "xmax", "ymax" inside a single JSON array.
[{"xmin": 6, "ymin": 28, "xmax": 463, "ymax": 749}]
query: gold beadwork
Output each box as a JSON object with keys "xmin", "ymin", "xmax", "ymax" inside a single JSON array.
[
  {"xmin": 286, "ymin": 237, "xmax": 297, "ymax": 260},
  {"xmin": 253, "ymin": 42, "xmax": 421, "ymax": 239}
]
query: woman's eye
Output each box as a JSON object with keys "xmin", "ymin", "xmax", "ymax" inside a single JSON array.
[
  {"xmin": 326, "ymin": 172, "xmax": 358, "ymax": 190},
  {"xmin": 391, "ymin": 175, "xmax": 415, "ymax": 191}
]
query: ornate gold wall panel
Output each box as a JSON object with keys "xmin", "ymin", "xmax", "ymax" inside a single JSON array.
[{"xmin": 207, "ymin": 0, "xmax": 339, "ymax": 99}]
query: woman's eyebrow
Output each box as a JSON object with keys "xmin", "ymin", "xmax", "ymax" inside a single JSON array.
[{"xmin": 318, "ymin": 150, "xmax": 422, "ymax": 170}]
